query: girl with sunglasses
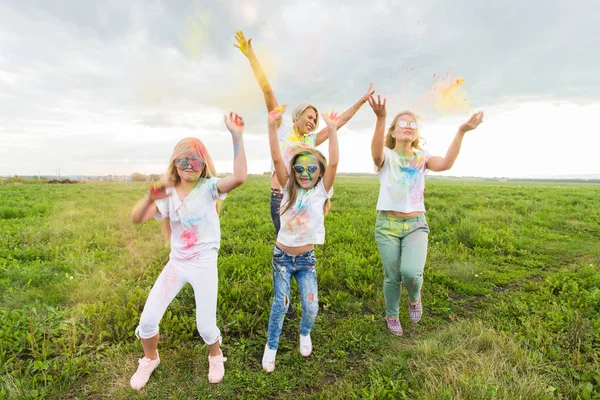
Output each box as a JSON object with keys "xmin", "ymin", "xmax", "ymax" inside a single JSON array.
[
  {"xmin": 261, "ymin": 105, "xmax": 339, "ymax": 372},
  {"xmin": 368, "ymin": 95, "xmax": 484, "ymax": 336},
  {"xmin": 128, "ymin": 113, "xmax": 247, "ymax": 389}
]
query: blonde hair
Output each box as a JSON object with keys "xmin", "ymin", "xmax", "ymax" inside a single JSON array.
[
  {"xmin": 161, "ymin": 137, "xmax": 222, "ymax": 244},
  {"xmin": 385, "ymin": 110, "xmax": 423, "ymax": 150},
  {"xmin": 291, "ymin": 102, "xmax": 319, "ymax": 132},
  {"xmin": 280, "ymin": 149, "xmax": 331, "ymax": 216}
]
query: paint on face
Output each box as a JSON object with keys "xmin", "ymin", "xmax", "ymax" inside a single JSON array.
[
  {"xmin": 175, "ymin": 150, "xmax": 205, "ymax": 181},
  {"xmin": 293, "ymin": 154, "xmax": 320, "ymax": 189},
  {"xmin": 295, "ymin": 108, "xmax": 318, "ymax": 135}
]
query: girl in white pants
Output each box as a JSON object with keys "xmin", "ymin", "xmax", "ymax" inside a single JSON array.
[{"xmin": 128, "ymin": 113, "xmax": 247, "ymax": 389}]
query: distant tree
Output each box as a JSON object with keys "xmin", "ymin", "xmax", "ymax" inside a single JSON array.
[
  {"xmin": 149, "ymin": 174, "xmax": 162, "ymax": 182},
  {"xmin": 131, "ymin": 173, "xmax": 147, "ymax": 182}
]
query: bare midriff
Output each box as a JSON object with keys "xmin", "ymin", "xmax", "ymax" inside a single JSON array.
[
  {"xmin": 276, "ymin": 242, "xmax": 315, "ymax": 255},
  {"xmin": 381, "ymin": 210, "xmax": 424, "ymax": 218}
]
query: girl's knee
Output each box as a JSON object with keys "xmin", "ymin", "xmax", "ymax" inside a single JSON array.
[
  {"xmin": 136, "ymin": 322, "xmax": 159, "ymax": 339},
  {"xmin": 198, "ymin": 328, "xmax": 221, "ymax": 345},
  {"xmin": 271, "ymin": 295, "xmax": 290, "ymax": 314},
  {"xmin": 303, "ymin": 293, "xmax": 319, "ymax": 317}
]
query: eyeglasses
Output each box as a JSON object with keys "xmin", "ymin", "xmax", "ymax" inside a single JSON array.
[
  {"xmin": 292, "ymin": 164, "xmax": 319, "ymax": 174},
  {"xmin": 398, "ymin": 120, "xmax": 418, "ymax": 129},
  {"xmin": 174, "ymin": 158, "xmax": 206, "ymax": 172}
]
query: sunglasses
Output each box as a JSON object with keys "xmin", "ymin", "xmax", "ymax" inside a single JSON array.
[
  {"xmin": 398, "ymin": 120, "xmax": 418, "ymax": 129},
  {"xmin": 174, "ymin": 158, "xmax": 206, "ymax": 172},
  {"xmin": 292, "ymin": 164, "xmax": 319, "ymax": 174}
]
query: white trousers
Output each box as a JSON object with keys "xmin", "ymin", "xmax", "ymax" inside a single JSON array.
[{"xmin": 136, "ymin": 249, "xmax": 221, "ymax": 345}]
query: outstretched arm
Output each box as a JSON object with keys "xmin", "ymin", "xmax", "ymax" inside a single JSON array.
[
  {"xmin": 315, "ymin": 83, "xmax": 375, "ymax": 146},
  {"xmin": 369, "ymin": 95, "xmax": 387, "ymax": 170},
  {"xmin": 234, "ymin": 30, "xmax": 281, "ymax": 126},
  {"xmin": 217, "ymin": 112, "xmax": 248, "ymax": 194},
  {"xmin": 267, "ymin": 106, "xmax": 289, "ymax": 187},
  {"xmin": 321, "ymin": 111, "xmax": 340, "ymax": 192},
  {"xmin": 427, "ymin": 111, "xmax": 484, "ymax": 172}
]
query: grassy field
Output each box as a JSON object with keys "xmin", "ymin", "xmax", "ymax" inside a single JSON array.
[{"xmin": 1, "ymin": 176, "xmax": 599, "ymax": 399}]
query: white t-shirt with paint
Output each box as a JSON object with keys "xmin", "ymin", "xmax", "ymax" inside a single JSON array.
[
  {"xmin": 154, "ymin": 177, "xmax": 226, "ymax": 261},
  {"xmin": 277, "ymin": 180, "xmax": 333, "ymax": 247},
  {"xmin": 376, "ymin": 147, "xmax": 431, "ymax": 213},
  {"xmin": 271, "ymin": 119, "xmax": 318, "ymax": 174}
]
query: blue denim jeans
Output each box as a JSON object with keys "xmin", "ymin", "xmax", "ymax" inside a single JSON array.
[
  {"xmin": 270, "ymin": 190, "xmax": 283, "ymax": 235},
  {"xmin": 266, "ymin": 245, "xmax": 319, "ymax": 350}
]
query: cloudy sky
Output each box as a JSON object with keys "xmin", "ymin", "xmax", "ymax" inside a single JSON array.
[{"xmin": 1, "ymin": 0, "xmax": 599, "ymax": 178}]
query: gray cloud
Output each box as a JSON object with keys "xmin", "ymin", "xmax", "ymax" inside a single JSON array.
[{"xmin": 1, "ymin": 0, "xmax": 599, "ymax": 175}]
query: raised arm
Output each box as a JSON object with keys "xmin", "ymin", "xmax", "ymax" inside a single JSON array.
[
  {"xmin": 216, "ymin": 112, "xmax": 248, "ymax": 194},
  {"xmin": 234, "ymin": 31, "xmax": 281, "ymax": 126},
  {"xmin": 267, "ymin": 106, "xmax": 289, "ymax": 186},
  {"xmin": 321, "ymin": 111, "xmax": 340, "ymax": 192},
  {"xmin": 369, "ymin": 95, "xmax": 387, "ymax": 170},
  {"xmin": 427, "ymin": 111, "xmax": 484, "ymax": 172},
  {"xmin": 315, "ymin": 83, "xmax": 375, "ymax": 146},
  {"xmin": 130, "ymin": 183, "xmax": 167, "ymax": 224}
]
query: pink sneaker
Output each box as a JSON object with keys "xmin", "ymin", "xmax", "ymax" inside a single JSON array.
[
  {"xmin": 130, "ymin": 351, "xmax": 160, "ymax": 390},
  {"xmin": 208, "ymin": 354, "xmax": 227, "ymax": 384},
  {"xmin": 385, "ymin": 316, "xmax": 403, "ymax": 336}
]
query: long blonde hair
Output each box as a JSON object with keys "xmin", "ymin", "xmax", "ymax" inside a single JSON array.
[
  {"xmin": 161, "ymin": 137, "xmax": 222, "ymax": 244},
  {"xmin": 280, "ymin": 149, "xmax": 331, "ymax": 216},
  {"xmin": 385, "ymin": 110, "xmax": 423, "ymax": 150}
]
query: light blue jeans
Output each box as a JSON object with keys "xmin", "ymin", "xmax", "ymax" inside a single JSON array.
[
  {"xmin": 375, "ymin": 212, "xmax": 429, "ymax": 318},
  {"xmin": 266, "ymin": 245, "xmax": 319, "ymax": 350}
]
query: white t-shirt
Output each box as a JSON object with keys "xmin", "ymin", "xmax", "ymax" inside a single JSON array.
[
  {"xmin": 277, "ymin": 180, "xmax": 333, "ymax": 247},
  {"xmin": 271, "ymin": 119, "xmax": 318, "ymax": 174},
  {"xmin": 376, "ymin": 147, "xmax": 431, "ymax": 213},
  {"xmin": 154, "ymin": 177, "xmax": 226, "ymax": 261}
]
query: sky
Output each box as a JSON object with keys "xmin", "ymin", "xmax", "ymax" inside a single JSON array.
[{"xmin": 1, "ymin": 0, "xmax": 599, "ymax": 178}]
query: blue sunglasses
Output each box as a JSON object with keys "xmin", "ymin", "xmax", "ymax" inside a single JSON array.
[{"xmin": 292, "ymin": 164, "xmax": 319, "ymax": 174}]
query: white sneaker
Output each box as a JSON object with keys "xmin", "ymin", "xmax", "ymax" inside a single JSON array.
[
  {"xmin": 130, "ymin": 351, "xmax": 160, "ymax": 390},
  {"xmin": 299, "ymin": 334, "xmax": 312, "ymax": 357},
  {"xmin": 262, "ymin": 345, "xmax": 277, "ymax": 373}
]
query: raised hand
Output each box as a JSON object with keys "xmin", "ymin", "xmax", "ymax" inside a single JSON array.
[
  {"xmin": 458, "ymin": 111, "xmax": 484, "ymax": 134},
  {"xmin": 224, "ymin": 112, "xmax": 244, "ymax": 136},
  {"xmin": 148, "ymin": 180, "xmax": 169, "ymax": 201},
  {"xmin": 268, "ymin": 105, "xmax": 286, "ymax": 124},
  {"xmin": 362, "ymin": 82, "xmax": 375, "ymax": 102},
  {"xmin": 322, "ymin": 111, "xmax": 340, "ymax": 128},
  {"xmin": 234, "ymin": 30, "xmax": 253, "ymax": 56},
  {"xmin": 368, "ymin": 95, "xmax": 386, "ymax": 119}
]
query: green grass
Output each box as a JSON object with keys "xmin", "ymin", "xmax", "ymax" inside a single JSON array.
[{"xmin": 1, "ymin": 177, "xmax": 599, "ymax": 399}]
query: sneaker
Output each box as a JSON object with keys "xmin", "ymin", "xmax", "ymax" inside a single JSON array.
[
  {"xmin": 408, "ymin": 299, "xmax": 422, "ymax": 323},
  {"xmin": 385, "ymin": 316, "xmax": 403, "ymax": 336},
  {"xmin": 130, "ymin": 351, "xmax": 160, "ymax": 390},
  {"xmin": 207, "ymin": 353, "xmax": 227, "ymax": 384},
  {"xmin": 262, "ymin": 345, "xmax": 277, "ymax": 373},
  {"xmin": 299, "ymin": 334, "xmax": 312, "ymax": 357}
]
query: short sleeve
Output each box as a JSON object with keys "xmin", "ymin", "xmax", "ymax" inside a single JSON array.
[
  {"xmin": 154, "ymin": 188, "xmax": 174, "ymax": 220},
  {"xmin": 375, "ymin": 147, "xmax": 391, "ymax": 174},
  {"xmin": 208, "ymin": 177, "xmax": 227, "ymax": 201},
  {"xmin": 422, "ymin": 149, "xmax": 431, "ymax": 171},
  {"xmin": 316, "ymin": 180, "xmax": 334, "ymax": 199}
]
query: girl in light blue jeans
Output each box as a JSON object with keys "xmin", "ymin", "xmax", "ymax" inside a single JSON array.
[{"xmin": 368, "ymin": 95, "xmax": 484, "ymax": 335}]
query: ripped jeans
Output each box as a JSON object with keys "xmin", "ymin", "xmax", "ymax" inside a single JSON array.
[{"xmin": 266, "ymin": 245, "xmax": 319, "ymax": 350}]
